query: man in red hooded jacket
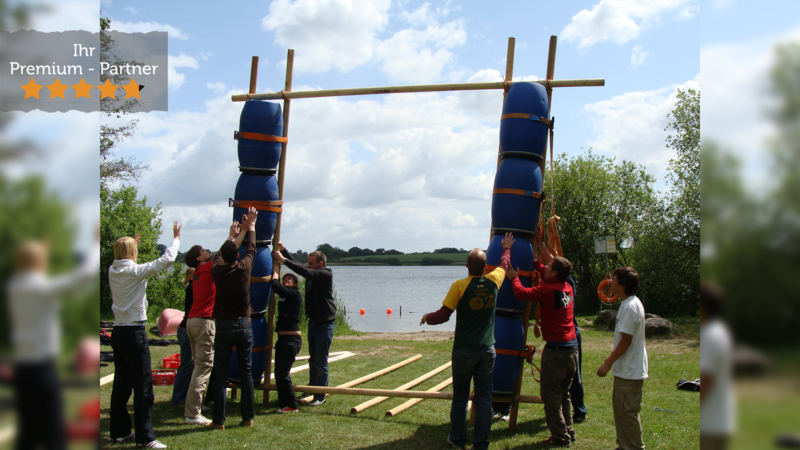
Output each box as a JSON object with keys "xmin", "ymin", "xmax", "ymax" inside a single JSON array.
[{"xmin": 506, "ymin": 238, "xmax": 577, "ymax": 447}]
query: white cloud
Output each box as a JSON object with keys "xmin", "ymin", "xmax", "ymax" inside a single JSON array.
[
  {"xmin": 561, "ymin": 0, "xmax": 697, "ymax": 48},
  {"xmin": 124, "ymin": 6, "xmax": 138, "ymax": 14},
  {"xmin": 583, "ymin": 77, "xmax": 700, "ymax": 179},
  {"xmin": 168, "ymin": 53, "xmax": 199, "ymax": 90},
  {"xmin": 112, "ymin": 21, "xmax": 189, "ymax": 39},
  {"xmin": 26, "ymin": 0, "xmax": 98, "ymax": 32},
  {"xmin": 631, "ymin": 45, "xmax": 649, "ymax": 67},
  {"xmin": 206, "ymin": 82, "xmax": 227, "ymax": 94},
  {"xmin": 262, "ymin": 0, "xmax": 467, "ymax": 83}
]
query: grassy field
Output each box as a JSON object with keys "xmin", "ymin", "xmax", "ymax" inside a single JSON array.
[
  {"xmin": 99, "ymin": 316, "xmax": 700, "ymax": 449},
  {"xmin": 333, "ymin": 252, "xmax": 468, "ymax": 265}
]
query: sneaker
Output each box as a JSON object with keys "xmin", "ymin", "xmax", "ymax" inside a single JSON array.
[
  {"xmin": 307, "ymin": 398, "xmax": 326, "ymax": 406},
  {"xmin": 446, "ymin": 436, "xmax": 465, "ymax": 450},
  {"xmin": 276, "ymin": 407, "xmax": 299, "ymax": 414},
  {"xmin": 205, "ymin": 422, "xmax": 225, "ymax": 430},
  {"xmin": 114, "ymin": 432, "xmax": 134, "ymax": 443},
  {"xmin": 184, "ymin": 415, "xmax": 212, "ymax": 425},
  {"xmin": 541, "ymin": 436, "xmax": 570, "ymax": 447},
  {"xmin": 136, "ymin": 441, "xmax": 167, "ymax": 449}
]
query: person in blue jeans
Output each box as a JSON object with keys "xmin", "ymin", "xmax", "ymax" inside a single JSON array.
[
  {"xmin": 273, "ymin": 243, "xmax": 335, "ymax": 406},
  {"xmin": 171, "ymin": 268, "xmax": 195, "ymax": 406},
  {"xmin": 420, "ymin": 233, "xmax": 513, "ymax": 450},
  {"xmin": 567, "ymin": 276, "xmax": 587, "ymax": 423}
]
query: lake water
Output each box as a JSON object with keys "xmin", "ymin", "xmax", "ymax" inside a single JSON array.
[{"xmin": 285, "ymin": 265, "xmax": 464, "ymax": 333}]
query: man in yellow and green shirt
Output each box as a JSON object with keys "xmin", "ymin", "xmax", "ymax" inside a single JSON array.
[{"xmin": 420, "ymin": 232, "xmax": 514, "ymax": 450}]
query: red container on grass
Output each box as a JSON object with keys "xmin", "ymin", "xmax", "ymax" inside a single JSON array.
[{"xmin": 161, "ymin": 353, "xmax": 181, "ymax": 369}]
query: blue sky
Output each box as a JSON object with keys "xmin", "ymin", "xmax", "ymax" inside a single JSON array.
[{"xmin": 5, "ymin": 0, "xmax": 706, "ymax": 254}]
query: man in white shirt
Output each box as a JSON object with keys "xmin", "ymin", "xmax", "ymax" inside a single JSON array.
[
  {"xmin": 108, "ymin": 221, "xmax": 181, "ymax": 450},
  {"xmin": 597, "ymin": 267, "xmax": 648, "ymax": 450},
  {"xmin": 700, "ymin": 283, "xmax": 734, "ymax": 450}
]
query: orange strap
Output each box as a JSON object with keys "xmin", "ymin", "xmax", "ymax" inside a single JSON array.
[
  {"xmin": 483, "ymin": 265, "xmax": 534, "ymax": 278},
  {"xmin": 500, "ymin": 113, "xmax": 551, "ymax": 126},
  {"xmin": 229, "ymin": 198, "xmax": 283, "ymax": 213},
  {"xmin": 492, "ymin": 188, "xmax": 542, "ymax": 199},
  {"xmin": 232, "ymin": 344, "xmax": 272, "ymax": 352},
  {"xmin": 234, "ymin": 130, "xmax": 288, "ymax": 143}
]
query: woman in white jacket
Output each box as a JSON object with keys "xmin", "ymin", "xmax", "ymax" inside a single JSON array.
[{"xmin": 108, "ymin": 221, "xmax": 181, "ymax": 450}]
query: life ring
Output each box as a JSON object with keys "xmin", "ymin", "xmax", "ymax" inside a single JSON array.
[{"xmin": 597, "ymin": 279, "xmax": 618, "ymax": 304}]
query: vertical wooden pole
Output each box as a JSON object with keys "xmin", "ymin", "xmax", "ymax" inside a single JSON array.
[
  {"xmin": 263, "ymin": 49, "xmax": 295, "ymax": 405},
  {"xmin": 249, "ymin": 56, "xmax": 259, "ymax": 95}
]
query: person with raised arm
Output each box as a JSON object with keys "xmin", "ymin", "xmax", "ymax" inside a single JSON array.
[{"xmin": 269, "ymin": 264, "xmax": 303, "ymax": 413}]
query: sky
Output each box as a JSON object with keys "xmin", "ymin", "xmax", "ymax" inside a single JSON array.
[{"xmin": 3, "ymin": 0, "xmax": 715, "ymax": 254}]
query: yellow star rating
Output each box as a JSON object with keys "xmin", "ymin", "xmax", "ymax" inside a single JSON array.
[
  {"xmin": 46, "ymin": 78, "xmax": 69, "ymax": 99},
  {"xmin": 20, "ymin": 78, "xmax": 44, "ymax": 99},
  {"xmin": 71, "ymin": 78, "xmax": 94, "ymax": 99},
  {"xmin": 123, "ymin": 78, "xmax": 141, "ymax": 99},
  {"xmin": 98, "ymin": 79, "xmax": 119, "ymax": 99}
]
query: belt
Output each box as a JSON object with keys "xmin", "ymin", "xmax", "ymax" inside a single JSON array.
[
  {"xmin": 277, "ymin": 331, "xmax": 301, "ymax": 336},
  {"xmin": 544, "ymin": 344, "xmax": 577, "ymax": 351}
]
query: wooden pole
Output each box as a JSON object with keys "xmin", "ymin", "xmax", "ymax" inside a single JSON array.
[
  {"xmin": 351, "ymin": 361, "xmax": 452, "ymax": 413},
  {"xmin": 231, "ymin": 78, "xmax": 604, "ymax": 102},
  {"xmin": 249, "ymin": 56, "xmax": 259, "ymax": 95},
  {"xmin": 386, "ymin": 377, "xmax": 453, "ymax": 417},
  {"xmin": 272, "ymin": 351, "xmax": 348, "ymax": 363},
  {"xmin": 263, "ymin": 49, "xmax": 294, "ymax": 405},
  {"xmin": 260, "ymin": 384, "xmax": 543, "ymax": 403},
  {"xmin": 298, "ymin": 354, "xmax": 421, "ymax": 404}
]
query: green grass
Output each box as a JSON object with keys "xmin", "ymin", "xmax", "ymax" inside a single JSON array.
[
  {"xmin": 333, "ymin": 252, "xmax": 467, "ymax": 266},
  {"xmin": 99, "ymin": 318, "xmax": 700, "ymax": 449}
]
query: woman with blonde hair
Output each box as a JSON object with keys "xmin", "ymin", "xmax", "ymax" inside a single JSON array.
[
  {"xmin": 171, "ymin": 267, "xmax": 196, "ymax": 406},
  {"xmin": 108, "ymin": 222, "xmax": 182, "ymax": 449}
]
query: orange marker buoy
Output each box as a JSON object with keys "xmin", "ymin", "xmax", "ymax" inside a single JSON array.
[
  {"xmin": 387, "ymin": 309, "xmax": 392, "ymax": 314},
  {"xmin": 360, "ymin": 309, "xmax": 365, "ymax": 315}
]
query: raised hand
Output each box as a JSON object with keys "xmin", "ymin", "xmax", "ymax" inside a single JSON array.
[
  {"xmin": 501, "ymin": 232, "xmax": 515, "ymax": 249},
  {"xmin": 173, "ymin": 221, "xmax": 182, "ymax": 239},
  {"xmin": 229, "ymin": 221, "xmax": 240, "ymax": 240},
  {"xmin": 245, "ymin": 207, "xmax": 258, "ymax": 230},
  {"xmin": 134, "ymin": 234, "xmax": 141, "ymax": 245},
  {"xmin": 272, "ymin": 250, "xmax": 286, "ymax": 264}
]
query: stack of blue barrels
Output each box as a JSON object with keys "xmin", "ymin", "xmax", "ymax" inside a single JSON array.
[
  {"xmin": 228, "ymin": 100, "xmax": 284, "ymax": 384},
  {"xmin": 486, "ymin": 82, "xmax": 549, "ymax": 395}
]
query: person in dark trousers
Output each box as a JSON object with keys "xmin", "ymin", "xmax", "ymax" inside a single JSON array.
[
  {"xmin": 273, "ymin": 243, "xmax": 335, "ymax": 406},
  {"xmin": 270, "ymin": 267, "xmax": 303, "ymax": 413},
  {"xmin": 567, "ymin": 276, "xmax": 587, "ymax": 423},
  {"xmin": 171, "ymin": 268, "xmax": 195, "ymax": 406},
  {"xmin": 507, "ymin": 234, "xmax": 578, "ymax": 448},
  {"xmin": 420, "ymin": 233, "xmax": 514, "ymax": 450},
  {"xmin": 108, "ymin": 222, "xmax": 182, "ymax": 449},
  {"xmin": 207, "ymin": 208, "xmax": 258, "ymax": 430}
]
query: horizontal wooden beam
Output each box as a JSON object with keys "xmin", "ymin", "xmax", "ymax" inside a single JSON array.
[
  {"xmin": 231, "ymin": 79, "xmax": 604, "ymax": 102},
  {"xmin": 260, "ymin": 383, "xmax": 542, "ymax": 404}
]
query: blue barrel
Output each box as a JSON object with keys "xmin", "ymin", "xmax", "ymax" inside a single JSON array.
[
  {"xmin": 238, "ymin": 246, "xmax": 273, "ymax": 313},
  {"xmin": 486, "ymin": 234, "xmax": 534, "ymax": 311},
  {"xmin": 233, "ymin": 173, "xmax": 279, "ymax": 241},
  {"xmin": 492, "ymin": 315, "xmax": 524, "ymax": 394},
  {"xmin": 228, "ymin": 314, "xmax": 269, "ymax": 384},
  {"xmin": 491, "ymin": 158, "xmax": 543, "ymax": 232},
  {"xmin": 499, "ymin": 82, "xmax": 549, "ymax": 157},
  {"xmin": 237, "ymin": 100, "xmax": 283, "ymax": 170}
]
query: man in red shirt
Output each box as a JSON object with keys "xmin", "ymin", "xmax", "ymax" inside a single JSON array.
[{"xmin": 506, "ymin": 237, "xmax": 577, "ymax": 447}]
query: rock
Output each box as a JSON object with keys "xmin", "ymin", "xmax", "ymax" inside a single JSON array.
[
  {"xmin": 595, "ymin": 309, "xmax": 617, "ymax": 329},
  {"xmin": 732, "ymin": 345, "xmax": 770, "ymax": 376},
  {"xmin": 645, "ymin": 318, "xmax": 676, "ymax": 337},
  {"xmin": 645, "ymin": 313, "xmax": 662, "ymax": 320}
]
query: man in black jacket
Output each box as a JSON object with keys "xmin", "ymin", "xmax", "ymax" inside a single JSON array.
[
  {"xmin": 270, "ymin": 266, "xmax": 303, "ymax": 413},
  {"xmin": 273, "ymin": 243, "xmax": 335, "ymax": 406}
]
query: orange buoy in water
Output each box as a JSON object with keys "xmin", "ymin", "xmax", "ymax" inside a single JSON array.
[
  {"xmin": 387, "ymin": 309, "xmax": 392, "ymax": 314},
  {"xmin": 359, "ymin": 309, "xmax": 365, "ymax": 315}
]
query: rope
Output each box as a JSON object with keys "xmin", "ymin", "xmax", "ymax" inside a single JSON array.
[{"xmin": 550, "ymin": 125, "xmax": 555, "ymax": 217}]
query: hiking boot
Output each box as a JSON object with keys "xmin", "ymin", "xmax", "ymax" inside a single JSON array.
[
  {"xmin": 276, "ymin": 406, "xmax": 299, "ymax": 413},
  {"xmin": 205, "ymin": 422, "xmax": 224, "ymax": 430},
  {"xmin": 446, "ymin": 436, "xmax": 465, "ymax": 450},
  {"xmin": 240, "ymin": 420, "xmax": 253, "ymax": 427},
  {"xmin": 114, "ymin": 432, "xmax": 134, "ymax": 443},
  {"xmin": 136, "ymin": 441, "xmax": 167, "ymax": 449},
  {"xmin": 307, "ymin": 398, "xmax": 326, "ymax": 406}
]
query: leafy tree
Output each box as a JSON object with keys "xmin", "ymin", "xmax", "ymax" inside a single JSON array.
[
  {"xmin": 100, "ymin": 12, "xmax": 147, "ymax": 186},
  {"xmin": 348, "ymin": 246, "xmax": 363, "ymax": 257}
]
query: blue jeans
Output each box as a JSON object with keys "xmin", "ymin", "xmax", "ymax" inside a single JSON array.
[
  {"xmin": 211, "ymin": 318, "xmax": 254, "ymax": 425},
  {"xmin": 171, "ymin": 326, "xmax": 193, "ymax": 405},
  {"xmin": 450, "ymin": 346, "xmax": 495, "ymax": 450},
  {"xmin": 307, "ymin": 320, "xmax": 335, "ymax": 401},
  {"xmin": 569, "ymin": 326, "xmax": 587, "ymax": 418}
]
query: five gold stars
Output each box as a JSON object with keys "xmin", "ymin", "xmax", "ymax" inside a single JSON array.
[
  {"xmin": 20, "ymin": 78, "xmax": 44, "ymax": 99},
  {"xmin": 98, "ymin": 79, "xmax": 119, "ymax": 99},
  {"xmin": 71, "ymin": 78, "xmax": 94, "ymax": 99},
  {"xmin": 46, "ymin": 78, "xmax": 69, "ymax": 99}
]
